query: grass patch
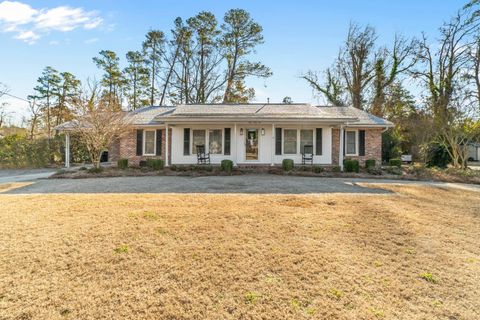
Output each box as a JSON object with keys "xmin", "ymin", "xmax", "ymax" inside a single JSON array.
[
  {"xmin": 244, "ymin": 292, "xmax": 261, "ymax": 304},
  {"xmin": 420, "ymin": 273, "xmax": 438, "ymax": 284},
  {"xmin": 114, "ymin": 245, "xmax": 129, "ymax": 254}
]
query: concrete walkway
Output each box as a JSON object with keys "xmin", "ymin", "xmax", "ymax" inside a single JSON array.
[
  {"xmin": 2, "ymin": 174, "xmax": 479, "ymax": 195},
  {"xmin": 0, "ymin": 169, "xmax": 57, "ymax": 184}
]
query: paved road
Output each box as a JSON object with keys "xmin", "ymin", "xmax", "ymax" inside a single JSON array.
[
  {"xmin": 0, "ymin": 169, "xmax": 57, "ymax": 184},
  {"xmin": 2, "ymin": 174, "xmax": 479, "ymax": 195},
  {"xmin": 3, "ymin": 175, "xmax": 392, "ymax": 194}
]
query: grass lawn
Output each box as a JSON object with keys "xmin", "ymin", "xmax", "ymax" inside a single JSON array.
[{"xmin": 0, "ymin": 185, "xmax": 479, "ymax": 319}]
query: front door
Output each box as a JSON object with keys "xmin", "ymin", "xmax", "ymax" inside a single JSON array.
[{"xmin": 245, "ymin": 129, "xmax": 258, "ymax": 161}]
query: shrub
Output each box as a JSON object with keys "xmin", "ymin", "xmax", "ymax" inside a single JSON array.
[
  {"xmin": 385, "ymin": 166, "xmax": 402, "ymax": 175},
  {"xmin": 367, "ymin": 166, "xmax": 383, "ymax": 175},
  {"xmin": 79, "ymin": 166, "xmax": 87, "ymax": 171},
  {"xmin": 221, "ymin": 159, "xmax": 233, "ymax": 173},
  {"xmin": 117, "ymin": 158, "xmax": 128, "ymax": 170},
  {"xmin": 313, "ymin": 165, "xmax": 324, "ymax": 173},
  {"xmin": 146, "ymin": 159, "xmax": 164, "ymax": 170},
  {"xmin": 170, "ymin": 164, "xmax": 177, "ymax": 171},
  {"xmin": 344, "ymin": 159, "xmax": 359, "ymax": 173},
  {"xmin": 423, "ymin": 142, "xmax": 450, "ymax": 168},
  {"xmin": 332, "ymin": 165, "xmax": 341, "ymax": 172},
  {"xmin": 282, "ymin": 159, "xmax": 294, "ymax": 171},
  {"xmin": 365, "ymin": 159, "xmax": 376, "ymax": 168},
  {"xmin": 389, "ymin": 158, "xmax": 402, "ymax": 168},
  {"xmin": 139, "ymin": 160, "xmax": 147, "ymax": 167},
  {"xmin": 87, "ymin": 167, "xmax": 104, "ymax": 174}
]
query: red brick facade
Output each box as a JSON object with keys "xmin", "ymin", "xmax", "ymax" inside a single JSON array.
[
  {"xmin": 109, "ymin": 128, "xmax": 171, "ymax": 166},
  {"xmin": 331, "ymin": 128, "xmax": 382, "ymax": 166}
]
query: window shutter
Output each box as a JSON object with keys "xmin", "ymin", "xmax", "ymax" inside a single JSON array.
[
  {"xmin": 183, "ymin": 128, "xmax": 190, "ymax": 155},
  {"xmin": 359, "ymin": 130, "xmax": 365, "ymax": 156},
  {"xmin": 343, "ymin": 130, "xmax": 346, "ymax": 156},
  {"xmin": 224, "ymin": 128, "xmax": 231, "ymax": 155},
  {"xmin": 275, "ymin": 128, "xmax": 282, "ymax": 155},
  {"xmin": 156, "ymin": 129, "xmax": 163, "ymax": 156},
  {"xmin": 315, "ymin": 128, "xmax": 323, "ymax": 155},
  {"xmin": 136, "ymin": 129, "xmax": 143, "ymax": 156}
]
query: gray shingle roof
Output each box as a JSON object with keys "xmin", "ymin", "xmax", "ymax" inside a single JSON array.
[
  {"xmin": 55, "ymin": 104, "xmax": 393, "ymax": 131},
  {"xmin": 127, "ymin": 105, "xmax": 175, "ymax": 125}
]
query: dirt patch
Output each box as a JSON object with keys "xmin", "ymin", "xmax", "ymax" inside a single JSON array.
[{"xmin": 0, "ymin": 185, "xmax": 479, "ymax": 319}]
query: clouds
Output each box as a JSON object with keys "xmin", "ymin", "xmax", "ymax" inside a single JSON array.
[{"xmin": 0, "ymin": 1, "xmax": 103, "ymax": 44}]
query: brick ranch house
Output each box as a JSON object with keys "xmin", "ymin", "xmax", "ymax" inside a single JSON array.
[{"xmin": 58, "ymin": 103, "xmax": 393, "ymax": 170}]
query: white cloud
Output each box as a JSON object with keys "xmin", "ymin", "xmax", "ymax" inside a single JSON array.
[{"xmin": 0, "ymin": 1, "xmax": 103, "ymax": 43}]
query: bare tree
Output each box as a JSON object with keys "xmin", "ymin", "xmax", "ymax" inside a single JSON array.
[
  {"xmin": 70, "ymin": 82, "xmax": 131, "ymax": 168},
  {"xmin": 0, "ymin": 82, "xmax": 8, "ymax": 99},
  {"xmin": 439, "ymin": 119, "xmax": 480, "ymax": 168},
  {"xmin": 0, "ymin": 102, "xmax": 11, "ymax": 127},
  {"xmin": 301, "ymin": 67, "xmax": 346, "ymax": 106},
  {"xmin": 26, "ymin": 96, "xmax": 41, "ymax": 140},
  {"xmin": 413, "ymin": 11, "xmax": 478, "ymax": 124}
]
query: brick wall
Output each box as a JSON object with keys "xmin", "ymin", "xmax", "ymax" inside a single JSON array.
[
  {"xmin": 114, "ymin": 128, "xmax": 171, "ymax": 166},
  {"xmin": 331, "ymin": 128, "xmax": 382, "ymax": 167}
]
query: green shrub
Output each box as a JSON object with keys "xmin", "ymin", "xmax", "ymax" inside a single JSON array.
[
  {"xmin": 170, "ymin": 164, "xmax": 177, "ymax": 171},
  {"xmin": 385, "ymin": 166, "xmax": 402, "ymax": 175},
  {"xmin": 389, "ymin": 158, "xmax": 402, "ymax": 168},
  {"xmin": 313, "ymin": 165, "xmax": 324, "ymax": 173},
  {"xmin": 117, "ymin": 158, "xmax": 128, "ymax": 170},
  {"xmin": 344, "ymin": 159, "xmax": 359, "ymax": 173},
  {"xmin": 139, "ymin": 160, "xmax": 147, "ymax": 167},
  {"xmin": 282, "ymin": 159, "xmax": 294, "ymax": 171},
  {"xmin": 146, "ymin": 159, "xmax": 164, "ymax": 170},
  {"xmin": 367, "ymin": 166, "xmax": 382, "ymax": 175},
  {"xmin": 423, "ymin": 142, "xmax": 450, "ymax": 168},
  {"xmin": 87, "ymin": 167, "xmax": 104, "ymax": 174},
  {"xmin": 332, "ymin": 165, "xmax": 341, "ymax": 172},
  {"xmin": 365, "ymin": 159, "xmax": 376, "ymax": 168},
  {"xmin": 221, "ymin": 159, "xmax": 233, "ymax": 173},
  {"xmin": 79, "ymin": 166, "xmax": 87, "ymax": 171}
]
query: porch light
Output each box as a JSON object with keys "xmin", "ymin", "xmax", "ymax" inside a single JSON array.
[
  {"xmin": 261, "ymin": 128, "xmax": 265, "ymax": 135},
  {"xmin": 240, "ymin": 128, "xmax": 244, "ymax": 135}
]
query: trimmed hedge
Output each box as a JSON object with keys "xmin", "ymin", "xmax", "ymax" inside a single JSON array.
[
  {"xmin": 221, "ymin": 159, "xmax": 233, "ymax": 173},
  {"xmin": 344, "ymin": 159, "xmax": 360, "ymax": 173},
  {"xmin": 365, "ymin": 159, "xmax": 376, "ymax": 168},
  {"xmin": 389, "ymin": 158, "xmax": 402, "ymax": 168},
  {"xmin": 282, "ymin": 159, "xmax": 294, "ymax": 171},
  {"xmin": 117, "ymin": 158, "xmax": 128, "ymax": 170},
  {"xmin": 146, "ymin": 159, "xmax": 164, "ymax": 170}
]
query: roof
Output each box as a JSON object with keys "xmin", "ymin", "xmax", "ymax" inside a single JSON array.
[
  {"xmin": 126, "ymin": 105, "xmax": 174, "ymax": 125},
  {"xmin": 55, "ymin": 104, "xmax": 393, "ymax": 130}
]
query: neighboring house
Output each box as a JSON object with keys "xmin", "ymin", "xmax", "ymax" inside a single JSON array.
[
  {"xmin": 57, "ymin": 103, "xmax": 393, "ymax": 169},
  {"xmin": 468, "ymin": 143, "xmax": 480, "ymax": 161}
]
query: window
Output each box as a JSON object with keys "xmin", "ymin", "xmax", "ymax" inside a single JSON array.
[
  {"xmin": 346, "ymin": 130, "xmax": 357, "ymax": 155},
  {"xmin": 300, "ymin": 130, "xmax": 313, "ymax": 153},
  {"xmin": 284, "ymin": 129, "xmax": 297, "ymax": 154},
  {"xmin": 209, "ymin": 129, "xmax": 223, "ymax": 154},
  {"xmin": 144, "ymin": 130, "xmax": 155, "ymax": 155},
  {"xmin": 192, "ymin": 129, "xmax": 206, "ymax": 154}
]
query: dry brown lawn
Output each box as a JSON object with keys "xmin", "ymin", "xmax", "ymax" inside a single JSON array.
[{"xmin": 0, "ymin": 185, "xmax": 479, "ymax": 320}]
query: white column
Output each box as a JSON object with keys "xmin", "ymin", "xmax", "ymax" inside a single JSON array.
[
  {"xmin": 165, "ymin": 123, "xmax": 169, "ymax": 167},
  {"xmin": 233, "ymin": 123, "xmax": 238, "ymax": 166},
  {"xmin": 271, "ymin": 123, "xmax": 275, "ymax": 166},
  {"xmin": 65, "ymin": 132, "xmax": 70, "ymax": 168},
  {"xmin": 339, "ymin": 125, "xmax": 344, "ymax": 171}
]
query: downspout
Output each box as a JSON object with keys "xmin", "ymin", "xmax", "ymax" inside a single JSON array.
[{"xmin": 165, "ymin": 122, "xmax": 169, "ymax": 167}]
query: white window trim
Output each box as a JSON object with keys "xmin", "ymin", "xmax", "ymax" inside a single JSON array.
[
  {"xmin": 281, "ymin": 128, "xmax": 316, "ymax": 155},
  {"xmin": 190, "ymin": 128, "xmax": 225, "ymax": 155},
  {"xmin": 299, "ymin": 129, "xmax": 314, "ymax": 155},
  {"xmin": 143, "ymin": 129, "xmax": 157, "ymax": 156},
  {"xmin": 345, "ymin": 129, "xmax": 359, "ymax": 156}
]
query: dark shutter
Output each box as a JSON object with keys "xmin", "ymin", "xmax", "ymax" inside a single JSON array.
[
  {"xmin": 156, "ymin": 129, "xmax": 163, "ymax": 156},
  {"xmin": 183, "ymin": 128, "xmax": 190, "ymax": 155},
  {"xmin": 359, "ymin": 130, "xmax": 365, "ymax": 156},
  {"xmin": 136, "ymin": 129, "xmax": 143, "ymax": 156},
  {"xmin": 315, "ymin": 128, "xmax": 323, "ymax": 155},
  {"xmin": 224, "ymin": 128, "xmax": 231, "ymax": 155},
  {"xmin": 343, "ymin": 130, "xmax": 346, "ymax": 156},
  {"xmin": 275, "ymin": 128, "xmax": 282, "ymax": 155}
]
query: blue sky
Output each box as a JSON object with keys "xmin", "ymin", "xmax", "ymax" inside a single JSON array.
[{"xmin": 0, "ymin": 0, "xmax": 466, "ymax": 125}]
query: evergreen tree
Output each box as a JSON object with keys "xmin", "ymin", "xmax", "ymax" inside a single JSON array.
[
  {"xmin": 143, "ymin": 30, "xmax": 165, "ymax": 105},
  {"xmin": 124, "ymin": 51, "xmax": 150, "ymax": 109}
]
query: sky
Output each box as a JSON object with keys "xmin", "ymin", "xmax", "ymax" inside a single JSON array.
[{"xmin": 0, "ymin": 0, "xmax": 467, "ymax": 125}]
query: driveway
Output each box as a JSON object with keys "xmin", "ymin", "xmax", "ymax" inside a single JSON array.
[
  {"xmin": 0, "ymin": 169, "xmax": 57, "ymax": 184},
  {"xmin": 2, "ymin": 174, "xmax": 479, "ymax": 194}
]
